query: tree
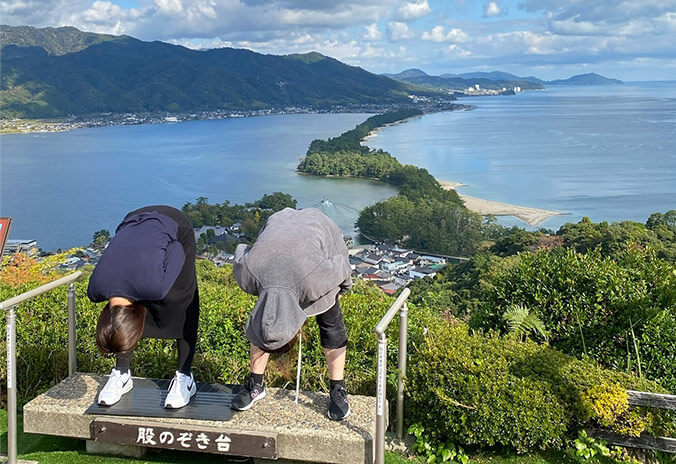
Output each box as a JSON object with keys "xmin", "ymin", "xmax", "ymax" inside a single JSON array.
[
  {"xmin": 92, "ymin": 229, "xmax": 110, "ymax": 248},
  {"xmin": 249, "ymin": 192, "xmax": 297, "ymax": 211}
]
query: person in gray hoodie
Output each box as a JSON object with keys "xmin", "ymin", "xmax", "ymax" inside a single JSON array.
[{"xmin": 231, "ymin": 207, "xmax": 353, "ymax": 420}]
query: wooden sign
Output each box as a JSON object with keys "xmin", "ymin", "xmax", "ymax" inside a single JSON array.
[
  {"xmin": 0, "ymin": 217, "xmax": 11, "ymax": 257},
  {"xmin": 91, "ymin": 419, "xmax": 277, "ymax": 459}
]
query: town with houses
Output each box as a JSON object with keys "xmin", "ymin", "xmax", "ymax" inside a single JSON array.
[
  {"xmin": 3, "ymin": 228, "xmax": 466, "ymax": 295},
  {"xmin": 0, "ymin": 98, "xmax": 467, "ymax": 134}
]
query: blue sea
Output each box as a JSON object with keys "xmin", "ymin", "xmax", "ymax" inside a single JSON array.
[
  {"xmin": 0, "ymin": 113, "xmax": 396, "ymax": 251},
  {"xmin": 1, "ymin": 82, "xmax": 675, "ymax": 250},
  {"xmin": 369, "ymin": 82, "xmax": 676, "ymax": 231}
]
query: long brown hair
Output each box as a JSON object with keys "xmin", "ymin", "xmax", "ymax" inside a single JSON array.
[{"xmin": 96, "ymin": 302, "xmax": 146, "ymax": 355}]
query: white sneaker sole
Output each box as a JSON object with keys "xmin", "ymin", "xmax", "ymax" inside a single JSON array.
[
  {"xmin": 232, "ymin": 389, "xmax": 267, "ymax": 411},
  {"xmin": 98, "ymin": 377, "xmax": 133, "ymax": 406},
  {"xmin": 327, "ymin": 405, "xmax": 351, "ymax": 421},
  {"xmin": 164, "ymin": 382, "xmax": 197, "ymax": 409}
]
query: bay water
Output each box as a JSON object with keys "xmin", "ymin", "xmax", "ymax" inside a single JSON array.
[
  {"xmin": 0, "ymin": 113, "xmax": 396, "ymax": 251},
  {"xmin": 2, "ymin": 82, "xmax": 675, "ymax": 251}
]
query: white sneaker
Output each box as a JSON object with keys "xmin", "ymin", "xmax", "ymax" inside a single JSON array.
[
  {"xmin": 98, "ymin": 368, "xmax": 133, "ymax": 406},
  {"xmin": 164, "ymin": 371, "xmax": 197, "ymax": 409}
]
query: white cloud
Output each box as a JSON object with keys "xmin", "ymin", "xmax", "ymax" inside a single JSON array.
[
  {"xmin": 364, "ymin": 23, "xmax": 383, "ymax": 41},
  {"xmin": 655, "ymin": 12, "xmax": 676, "ymax": 33},
  {"xmin": 397, "ymin": 0, "xmax": 431, "ymax": 21},
  {"xmin": 0, "ymin": 0, "xmax": 395, "ymax": 41},
  {"xmin": 421, "ymin": 25, "xmax": 468, "ymax": 43},
  {"xmin": 2, "ymin": 0, "xmax": 676, "ymax": 80},
  {"xmin": 483, "ymin": 2, "xmax": 500, "ymax": 18},
  {"xmin": 169, "ymin": 37, "xmax": 234, "ymax": 50},
  {"xmin": 388, "ymin": 21, "xmax": 415, "ymax": 40},
  {"xmin": 293, "ymin": 33, "xmax": 315, "ymax": 45},
  {"xmin": 519, "ymin": 0, "xmax": 676, "ymax": 28},
  {"xmin": 0, "ymin": 0, "xmax": 93, "ymax": 27},
  {"xmin": 154, "ymin": 0, "xmax": 183, "ymax": 15}
]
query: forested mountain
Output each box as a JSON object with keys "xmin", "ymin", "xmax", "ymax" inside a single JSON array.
[
  {"xmin": 0, "ymin": 25, "xmax": 121, "ymax": 55},
  {"xmin": 386, "ymin": 68, "xmax": 623, "ymax": 90},
  {"xmin": 0, "ymin": 25, "xmax": 414, "ymax": 118},
  {"xmin": 384, "ymin": 69, "xmax": 545, "ymax": 91},
  {"xmin": 442, "ymin": 70, "xmax": 545, "ymax": 84}
]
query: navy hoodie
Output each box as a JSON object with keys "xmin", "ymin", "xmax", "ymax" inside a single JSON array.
[{"xmin": 88, "ymin": 206, "xmax": 198, "ymax": 339}]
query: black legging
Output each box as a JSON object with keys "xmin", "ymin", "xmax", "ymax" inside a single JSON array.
[
  {"xmin": 316, "ymin": 299, "xmax": 348, "ymax": 349},
  {"xmin": 115, "ymin": 337, "xmax": 194, "ymax": 375},
  {"xmin": 116, "ymin": 291, "xmax": 199, "ymax": 376}
]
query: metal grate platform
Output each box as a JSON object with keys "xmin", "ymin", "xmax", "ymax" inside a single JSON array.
[
  {"xmin": 23, "ymin": 373, "xmax": 378, "ymax": 463},
  {"xmin": 85, "ymin": 378, "xmax": 237, "ymax": 421}
]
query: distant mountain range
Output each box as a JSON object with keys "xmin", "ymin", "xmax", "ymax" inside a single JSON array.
[
  {"xmin": 384, "ymin": 69, "xmax": 622, "ymax": 90},
  {"xmin": 0, "ymin": 25, "xmax": 624, "ymax": 119},
  {"xmin": 383, "ymin": 69, "xmax": 545, "ymax": 92},
  {"xmin": 0, "ymin": 25, "xmax": 414, "ymax": 118}
]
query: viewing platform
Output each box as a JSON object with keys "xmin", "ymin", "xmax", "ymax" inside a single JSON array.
[{"xmin": 23, "ymin": 373, "xmax": 378, "ymax": 464}]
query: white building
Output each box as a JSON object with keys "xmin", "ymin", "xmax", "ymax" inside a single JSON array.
[{"xmin": 4, "ymin": 239, "xmax": 39, "ymax": 257}]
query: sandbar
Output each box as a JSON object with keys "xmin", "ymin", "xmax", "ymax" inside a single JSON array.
[{"xmin": 437, "ymin": 179, "xmax": 566, "ymax": 226}]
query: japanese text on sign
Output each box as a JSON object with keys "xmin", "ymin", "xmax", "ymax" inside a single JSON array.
[{"xmin": 136, "ymin": 427, "xmax": 232, "ymax": 452}]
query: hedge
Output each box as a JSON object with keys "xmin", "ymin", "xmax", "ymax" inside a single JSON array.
[
  {"xmin": 406, "ymin": 321, "xmax": 674, "ymax": 453},
  {"xmin": 0, "ymin": 257, "xmax": 672, "ymax": 454},
  {"xmin": 0, "ymin": 259, "xmax": 413, "ymax": 404}
]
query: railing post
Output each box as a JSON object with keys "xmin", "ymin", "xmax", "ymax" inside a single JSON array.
[
  {"xmin": 7, "ymin": 305, "xmax": 18, "ymax": 464},
  {"xmin": 0, "ymin": 271, "xmax": 81, "ymax": 463},
  {"xmin": 396, "ymin": 302, "xmax": 408, "ymax": 439},
  {"xmin": 375, "ymin": 333, "xmax": 388, "ymax": 464},
  {"xmin": 374, "ymin": 287, "xmax": 410, "ymax": 464},
  {"xmin": 67, "ymin": 282, "xmax": 77, "ymax": 376}
]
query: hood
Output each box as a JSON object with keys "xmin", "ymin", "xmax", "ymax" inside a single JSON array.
[{"xmin": 244, "ymin": 286, "xmax": 307, "ymax": 351}]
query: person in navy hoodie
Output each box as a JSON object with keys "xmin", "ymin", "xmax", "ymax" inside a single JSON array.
[{"xmin": 87, "ymin": 205, "xmax": 199, "ymax": 408}]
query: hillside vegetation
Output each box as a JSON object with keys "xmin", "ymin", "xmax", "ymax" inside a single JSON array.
[
  {"xmin": 0, "ymin": 25, "xmax": 121, "ymax": 55},
  {"xmin": 0, "ymin": 25, "xmax": 414, "ymax": 118},
  {"xmin": 0, "ymin": 252, "xmax": 674, "ymax": 462}
]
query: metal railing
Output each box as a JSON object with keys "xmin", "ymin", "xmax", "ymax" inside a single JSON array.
[
  {"xmin": 1, "ymin": 271, "xmax": 82, "ymax": 464},
  {"xmin": 374, "ymin": 287, "xmax": 410, "ymax": 464}
]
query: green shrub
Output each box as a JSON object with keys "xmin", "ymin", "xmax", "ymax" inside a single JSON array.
[
  {"xmin": 2, "ymin": 257, "xmax": 673, "ymax": 457},
  {"xmin": 472, "ymin": 246, "xmax": 676, "ymax": 392},
  {"xmin": 406, "ymin": 321, "xmax": 671, "ymax": 453},
  {"xmin": 580, "ymin": 383, "xmax": 629, "ymax": 429},
  {"xmin": 639, "ymin": 308, "xmax": 676, "ymax": 393}
]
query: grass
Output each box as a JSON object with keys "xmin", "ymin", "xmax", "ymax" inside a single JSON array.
[
  {"xmin": 384, "ymin": 449, "xmax": 572, "ymax": 464},
  {"xmin": 2, "ymin": 408, "xmax": 572, "ymax": 464},
  {"xmin": 0, "ymin": 409, "xmax": 253, "ymax": 463}
]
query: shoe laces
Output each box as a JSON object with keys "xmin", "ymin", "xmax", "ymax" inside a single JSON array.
[
  {"xmin": 168, "ymin": 371, "xmax": 191, "ymax": 393},
  {"xmin": 331, "ymin": 385, "xmax": 348, "ymax": 403},
  {"xmin": 107, "ymin": 369, "xmax": 128, "ymax": 387}
]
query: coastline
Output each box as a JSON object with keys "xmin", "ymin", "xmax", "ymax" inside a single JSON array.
[
  {"xmin": 1, "ymin": 103, "xmax": 470, "ymax": 136},
  {"xmin": 362, "ymin": 105, "xmax": 473, "ymax": 143},
  {"xmin": 436, "ymin": 179, "xmax": 566, "ymax": 226},
  {"xmin": 361, "ymin": 113, "xmax": 425, "ymax": 143}
]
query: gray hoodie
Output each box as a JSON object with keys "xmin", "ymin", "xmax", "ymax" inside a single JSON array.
[{"xmin": 233, "ymin": 208, "xmax": 353, "ymax": 351}]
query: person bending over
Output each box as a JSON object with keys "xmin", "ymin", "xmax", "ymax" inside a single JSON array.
[
  {"xmin": 231, "ymin": 207, "xmax": 353, "ymax": 420},
  {"xmin": 87, "ymin": 205, "xmax": 200, "ymax": 409}
]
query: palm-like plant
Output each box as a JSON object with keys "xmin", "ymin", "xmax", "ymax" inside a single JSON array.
[{"xmin": 502, "ymin": 304, "xmax": 548, "ymax": 342}]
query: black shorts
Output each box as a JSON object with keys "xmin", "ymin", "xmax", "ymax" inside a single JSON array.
[{"xmin": 316, "ymin": 299, "xmax": 348, "ymax": 349}]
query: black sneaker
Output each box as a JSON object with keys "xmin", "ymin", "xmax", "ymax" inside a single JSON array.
[
  {"xmin": 231, "ymin": 377, "xmax": 266, "ymax": 411},
  {"xmin": 327, "ymin": 385, "xmax": 350, "ymax": 420}
]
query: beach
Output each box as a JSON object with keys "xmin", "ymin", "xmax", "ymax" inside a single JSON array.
[{"xmin": 436, "ymin": 179, "xmax": 566, "ymax": 226}]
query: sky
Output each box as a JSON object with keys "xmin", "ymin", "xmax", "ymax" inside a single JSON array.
[{"xmin": 1, "ymin": 0, "xmax": 675, "ymax": 81}]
